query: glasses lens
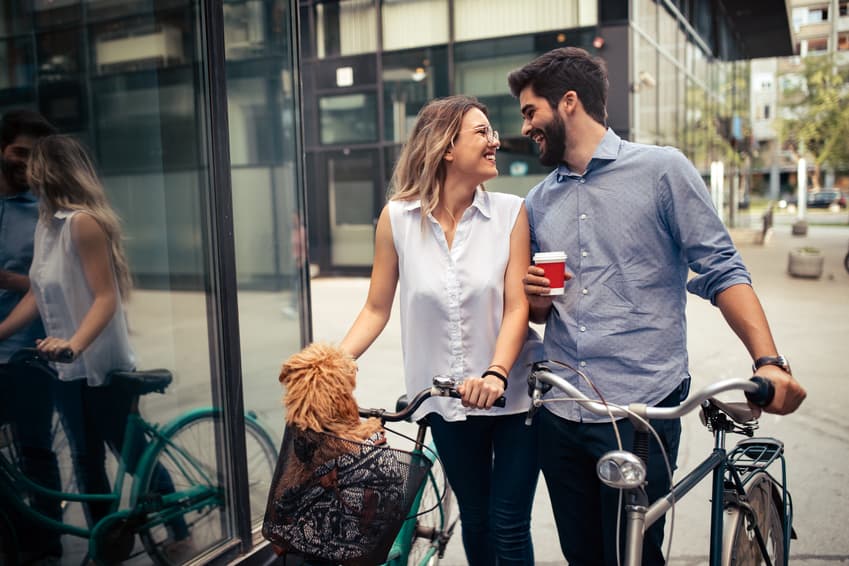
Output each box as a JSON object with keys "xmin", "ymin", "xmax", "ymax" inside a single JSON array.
[{"xmin": 490, "ymin": 129, "xmax": 499, "ymax": 143}]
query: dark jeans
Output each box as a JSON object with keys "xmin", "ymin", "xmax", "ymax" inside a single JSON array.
[
  {"xmin": 428, "ymin": 412, "xmax": 539, "ymax": 566},
  {"xmin": 538, "ymin": 382, "xmax": 686, "ymax": 566},
  {"xmin": 0, "ymin": 360, "xmax": 63, "ymax": 558}
]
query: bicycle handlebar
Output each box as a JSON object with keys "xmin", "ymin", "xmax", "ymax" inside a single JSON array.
[
  {"xmin": 527, "ymin": 365, "xmax": 775, "ymax": 423},
  {"xmin": 359, "ymin": 379, "xmax": 507, "ymax": 423},
  {"xmin": 9, "ymin": 346, "xmax": 75, "ymax": 364}
]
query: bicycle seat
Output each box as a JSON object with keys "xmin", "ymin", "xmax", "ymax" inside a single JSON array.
[
  {"xmin": 705, "ymin": 397, "xmax": 756, "ymax": 425},
  {"xmin": 108, "ymin": 369, "xmax": 173, "ymax": 395}
]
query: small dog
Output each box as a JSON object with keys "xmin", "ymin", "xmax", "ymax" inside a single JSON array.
[{"xmin": 278, "ymin": 342, "xmax": 383, "ymax": 442}]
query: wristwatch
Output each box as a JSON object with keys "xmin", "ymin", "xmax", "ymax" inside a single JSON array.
[{"xmin": 752, "ymin": 355, "xmax": 791, "ymax": 375}]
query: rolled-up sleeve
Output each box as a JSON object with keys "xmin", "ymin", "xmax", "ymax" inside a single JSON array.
[{"xmin": 658, "ymin": 149, "xmax": 752, "ymax": 304}]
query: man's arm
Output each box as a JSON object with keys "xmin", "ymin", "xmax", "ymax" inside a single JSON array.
[{"xmin": 715, "ymin": 283, "xmax": 806, "ymax": 415}]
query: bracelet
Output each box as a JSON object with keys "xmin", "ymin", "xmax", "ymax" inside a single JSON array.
[
  {"xmin": 487, "ymin": 363, "xmax": 509, "ymax": 375},
  {"xmin": 481, "ymin": 369, "xmax": 508, "ymax": 390}
]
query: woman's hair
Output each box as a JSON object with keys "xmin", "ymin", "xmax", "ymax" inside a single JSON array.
[
  {"xmin": 28, "ymin": 134, "xmax": 132, "ymax": 299},
  {"xmin": 389, "ymin": 95, "xmax": 488, "ymax": 220},
  {"xmin": 508, "ymin": 46, "xmax": 608, "ymax": 126}
]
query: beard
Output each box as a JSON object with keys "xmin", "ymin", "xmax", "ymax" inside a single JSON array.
[
  {"xmin": 0, "ymin": 157, "xmax": 28, "ymax": 193},
  {"xmin": 535, "ymin": 114, "xmax": 567, "ymax": 167}
]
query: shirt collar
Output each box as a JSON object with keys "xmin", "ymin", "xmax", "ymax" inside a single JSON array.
[
  {"xmin": 400, "ymin": 186, "xmax": 492, "ymax": 219},
  {"xmin": 556, "ymin": 127, "xmax": 622, "ymax": 180},
  {"xmin": 54, "ymin": 209, "xmax": 74, "ymax": 219}
]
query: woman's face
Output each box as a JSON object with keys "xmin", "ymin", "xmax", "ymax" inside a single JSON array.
[{"xmin": 445, "ymin": 107, "xmax": 500, "ymax": 184}]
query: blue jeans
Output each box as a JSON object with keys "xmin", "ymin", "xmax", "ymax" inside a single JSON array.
[
  {"xmin": 538, "ymin": 382, "xmax": 686, "ymax": 566},
  {"xmin": 428, "ymin": 413, "xmax": 539, "ymax": 566}
]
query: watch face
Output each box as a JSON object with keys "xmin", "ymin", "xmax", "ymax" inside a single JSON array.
[{"xmin": 755, "ymin": 356, "xmax": 790, "ymax": 373}]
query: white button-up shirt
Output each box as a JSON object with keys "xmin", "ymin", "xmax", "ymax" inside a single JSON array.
[{"xmin": 389, "ymin": 188, "xmax": 541, "ymax": 422}]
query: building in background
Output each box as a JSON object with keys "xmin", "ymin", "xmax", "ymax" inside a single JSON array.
[
  {"xmin": 300, "ymin": 0, "xmax": 794, "ymax": 275},
  {"xmin": 750, "ymin": 0, "xmax": 849, "ymax": 199}
]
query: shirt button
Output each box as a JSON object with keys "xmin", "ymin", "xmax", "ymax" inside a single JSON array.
[
  {"xmin": 580, "ymin": 325, "xmax": 586, "ymax": 332},
  {"xmin": 582, "ymin": 288, "xmax": 588, "ymax": 295},
  {"xmin": 579, "ymin": 178, "xmax": 585, "ymax": 184},
  {"xmin": 580, "ymin": 361, "xmax": 587, "ymax": 367},
  {"xmin": 580, "ymin": 213, "xmax": 587, "ymax": 220},
  {"xmin": 581, "ymin": 250, "xmax": 588, "ymax": 257}
]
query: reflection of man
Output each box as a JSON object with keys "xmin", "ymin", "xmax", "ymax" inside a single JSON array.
[
  {"xmin": 0, "ymin": 109, "xmax": 61, "ymax": 563},
  {"xmin": 508, "ymin": 48, "xmax": 806, "ymax": 565}
]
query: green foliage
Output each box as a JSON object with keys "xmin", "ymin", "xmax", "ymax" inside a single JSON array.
[{"xmin": 780, "ymin": 53, "xmax": 849, "ymax": 170}]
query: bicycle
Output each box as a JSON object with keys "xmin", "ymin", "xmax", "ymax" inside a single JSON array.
[
  {"xmin": 525, "ymin": 362, "xmax": 795, "ymax": 566},
  {"xmin": 0, "ymin": 347, "xmax": 278, "ymax": 566}
]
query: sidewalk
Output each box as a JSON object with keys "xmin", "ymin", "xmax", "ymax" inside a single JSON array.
[{"xmin": 309, "ymin": 220, "xmax": 849, "ymax": 565}]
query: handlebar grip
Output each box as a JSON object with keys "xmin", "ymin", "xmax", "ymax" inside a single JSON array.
[
  {"xmin": 447, "ymin": 389, "xmax": 507, "ymax": 408},
  {"xmin": 55, "ymin": 348, "xmax": 75, "ymax": 363},
  {"xmin": 745, "ymin": 376, "xmax": 775, "ymax": 407}
]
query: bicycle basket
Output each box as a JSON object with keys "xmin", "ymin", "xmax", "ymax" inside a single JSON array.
[{"xmin": 262, "ymin": 427, "xmax": 432, "ymax": 566}]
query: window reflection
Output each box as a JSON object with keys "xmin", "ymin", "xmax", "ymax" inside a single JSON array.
[{"xmin": 319, "ymin": 93, "xmax": 378, "ymax": 144}]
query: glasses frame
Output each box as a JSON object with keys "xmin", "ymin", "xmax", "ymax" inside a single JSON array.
[{"xmin": 457, "ymin": 125, "xmax": 500, "ymax": 145}]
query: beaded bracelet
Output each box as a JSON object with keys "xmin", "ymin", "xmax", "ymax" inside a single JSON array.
[{"xmin": 481, "ymin": 369, "xmax": 508, "ymax": 390}]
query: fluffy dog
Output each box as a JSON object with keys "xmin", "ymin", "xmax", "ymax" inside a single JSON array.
[{"xmin": 278, "ymin": 342, "xmax": 383, "ymax": 442}]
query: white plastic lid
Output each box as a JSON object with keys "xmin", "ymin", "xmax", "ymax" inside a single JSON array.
[{"xmin": 533, "ymin": 251, "xmax": 567, "ymax": 262}]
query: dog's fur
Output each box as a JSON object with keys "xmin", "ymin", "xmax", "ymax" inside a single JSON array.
[{"xmin": 279, "ymin": 342, "xmax": 383, "ymax": 442}]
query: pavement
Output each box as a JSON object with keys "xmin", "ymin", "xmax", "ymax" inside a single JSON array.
[{"xmin": 309, "ymin": 211, "xmax": 849, "ymax": 565}]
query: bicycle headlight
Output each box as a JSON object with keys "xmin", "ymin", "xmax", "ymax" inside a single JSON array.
[{"xmin": 596, "ymin": 451, "xmax": 647, "ymax": 489}]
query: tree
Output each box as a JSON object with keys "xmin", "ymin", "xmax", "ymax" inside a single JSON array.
[{"xmin": 779, "ymin": 53, "xmax": 849, "ymax": 188}]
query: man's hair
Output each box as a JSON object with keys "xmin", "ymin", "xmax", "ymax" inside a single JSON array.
[
  {"xmin": 0, "ymin": 109, "xmax": 57, "ymax": 149},
  {"xmin": 508, "ymin": 47, "xmax": 608, "ymax": 126}
]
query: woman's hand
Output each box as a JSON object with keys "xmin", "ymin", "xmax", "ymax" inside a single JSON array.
[
  {"xmin": 36, "ymin": 336, "xmax": 77, "ymax": 362},
  {"xmin": 457, "ymin": 375, "xmax": 505, "ymax": 409}
]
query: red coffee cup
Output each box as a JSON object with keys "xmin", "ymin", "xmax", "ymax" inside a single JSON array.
[{"xmin": 533, "ymin": 251, "xmax": 567, "ymax": 295}]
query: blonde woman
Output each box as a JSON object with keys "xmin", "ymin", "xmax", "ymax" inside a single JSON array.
[
  {"xmin": 0, "ymin": 135, "xmax": 187, "ymax": 542},
  {"xmin": 341, "ymin": 96, "xmax": 540, "ymax": 565}
]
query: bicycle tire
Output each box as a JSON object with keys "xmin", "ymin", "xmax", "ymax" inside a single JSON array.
[
  {"xmin": 844, "ymin": 251, "xmax": 849, "ymax": 274},
  {"xmin": 0, "ymin": 508, "xmax": 19, "ymax": 566},
  {"xmin": 136, "ymin": 411, "xmax": 277, "ymax": 566},
  {"xmin": 50, "ymin": 412, "xmax": 77, "ymax": 513},
  {"xmin": 407, "ymin": 454, "xmax": 455, "ymax": 566},
  {"xmin": 724, "ymin": 471, "xmax": 786, "ymax": 566}
]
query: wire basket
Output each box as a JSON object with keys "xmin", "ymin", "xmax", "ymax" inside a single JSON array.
[{"xmin": 263, "ymin": 426, "xmax": 432, "ymax": 565}]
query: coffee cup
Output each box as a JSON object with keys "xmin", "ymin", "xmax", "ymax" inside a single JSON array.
[{"xmin": 533, "ymin": 251, "xmax": 567, "ymax": 295}]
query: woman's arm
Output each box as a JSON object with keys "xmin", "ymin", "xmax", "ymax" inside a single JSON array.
[
  {"xmin": 36, "ymin": 213, "xmax": 119, "ymax": 359},
  {"xmin": 462, "ymin": 204, "xmax": 531, "ymax": 409},
  {"xmin": 0, "ymin": 289, "xmax": 39, "ymax": 341},
  {"xmin": 339, "ymin": 205, "xmax": 399, "ymax": 359}
]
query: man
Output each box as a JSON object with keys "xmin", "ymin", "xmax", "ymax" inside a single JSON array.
[
  {"xmin": 507, "ymin": 47, "xmax": 806, "ymax": 565},
  {"xmin": 0, "ymin": 108, "xmax": 61, "ymax": 564}
]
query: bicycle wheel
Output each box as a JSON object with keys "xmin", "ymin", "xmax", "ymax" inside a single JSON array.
[
  {"xmin": 136, "ymin": 412, "xmax": 277, "ymax": 566},
  {"xmin": 0, "ymin": 509, "xmax": 19, "ymax": 566},
  {"xmin": 51, "ymin": 412, "xmax": 77, "ymax": 512},
  {"xmin": 407, "ymin": 452, "xmax": 455, "ymax": 566},
  {"xmin": 725, "ymin": 472, "xmax": 785, "ymax": 566}
]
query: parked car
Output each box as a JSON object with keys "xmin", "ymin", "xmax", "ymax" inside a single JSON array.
[{"xmin": 807, "ymin": 189, "xmax": 847, "ymax": 209}]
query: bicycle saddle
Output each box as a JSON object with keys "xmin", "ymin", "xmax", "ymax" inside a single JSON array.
[
  {"xmin": 108, "ymin": 369, "xmax": 173, "ymax": 395},
  {"xmin": 704, "ymin": 397, "xmax": 757, "ymax": 425}
]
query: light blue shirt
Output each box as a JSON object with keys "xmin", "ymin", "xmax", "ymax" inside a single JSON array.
[
  {"xmin": 0, "ymin": 190, "xmax": 45, "ymax": 363},
  {"xmin": 526, "ymin": 129, "xmax": 751, "ymax": 422}
]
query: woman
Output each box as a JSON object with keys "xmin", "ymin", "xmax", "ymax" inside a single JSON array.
[
  {"xmin": 0, "ymin": 135, "xmax": 186, "ymax": 541},
  {"xmin": 340, "ymin": 96, "xmax": 540, "ymax": 565}
]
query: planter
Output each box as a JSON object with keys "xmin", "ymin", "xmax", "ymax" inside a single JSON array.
[
  {"xmin": 791, "ymin": 220, "xmax": 808, "ymax": 236},
  {"xmin": 788, "ymin": 247, "xmax": 824, "ymax": 279}
]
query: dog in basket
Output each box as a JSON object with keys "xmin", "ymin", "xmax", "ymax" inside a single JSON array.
[
  {"xmin": 265, "ymin": 342, "xmax": 408, "ymax": 564},
  {"xmin": 278, "ymin": 341, "xmax": 383, "ymax": 442}
]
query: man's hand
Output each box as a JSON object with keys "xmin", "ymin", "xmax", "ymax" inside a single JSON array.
[
  {"xmin": 524, "ymin": 265, "xmax": 572, "ymax": 323},
  {"xmin": 750, "ymin": 364, "xmax": 806, "ymax": 415}
]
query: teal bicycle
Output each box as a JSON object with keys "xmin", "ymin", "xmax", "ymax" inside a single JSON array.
[{"xmin": 0, "ymin": 348, "xmax": 278, "ymax": 565}]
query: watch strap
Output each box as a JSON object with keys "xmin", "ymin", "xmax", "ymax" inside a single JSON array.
[{"xmin": 752, "ymin": 355, "xmax": 791, "ymax": 374}]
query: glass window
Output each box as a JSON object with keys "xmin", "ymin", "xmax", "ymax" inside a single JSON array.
[
  {"xmin": 382, "ymin": 0, "xmax": 448, "ymax": 51},
  {"xmin": 657, "ymin": 56, "xmax": 677, "ymax": 145},
  {"xmin": 0, "ymin": 36, "xmax": 35, "ymax": 91},
  {"xmin": 634, "ymin": 36, "xmax": 658, "ymax": 144},
  {"xmin": 319, "ymin": 92, "xmax": 378, "ymax": 144},
  {"xmin": 315, "ymin": 0, "xmax": 377, "ymax": 58},
  {"xmin": 327, "ymin": 151, "xmax": 377, "ymax": 266},
  {"xmin": 635, "ymin": 0, "xmax": 657, "ymax": 37},
  {"xmin": 0, "ymin": 1, "xmax": 34, "ymax": 36},
  {"xmin": 454, "ymin": 0, "xmax": 581, "ymax": 42},
  {"xmin": 382, "ymin": 46, "xmax": 449, "ymax": 142}
]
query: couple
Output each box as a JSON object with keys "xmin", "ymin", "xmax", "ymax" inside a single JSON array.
[{"xmin": 340, "ymin": 47, "xmax": 807, "ymax": 566}]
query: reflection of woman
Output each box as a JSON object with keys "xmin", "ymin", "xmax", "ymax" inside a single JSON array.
[{"xmin": 341, "ymin": 96, "xmax": 540, "ymax": 565}]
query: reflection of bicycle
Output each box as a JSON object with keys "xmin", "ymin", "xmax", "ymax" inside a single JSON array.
[
  {"xmin": 526, "ymin": 363, "xmax": 795, "ymax": 566},
  {"xmin": 0, "ymin": 348, "xmax": 278, "ymax": 565}
]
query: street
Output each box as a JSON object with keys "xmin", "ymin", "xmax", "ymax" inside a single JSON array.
[{"xmin": 309, "ymin": 217, "xmax": 849, "ymax": 565}]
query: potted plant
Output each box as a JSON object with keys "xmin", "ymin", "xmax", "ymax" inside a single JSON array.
[{"xmin": 788, "ymin": 246, "xmax": 824, "ymax": 278}]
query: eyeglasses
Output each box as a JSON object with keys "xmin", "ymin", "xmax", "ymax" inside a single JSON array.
[{"xmin": 460, "ymin": 125, "xmax": 500, "ymax": 145}]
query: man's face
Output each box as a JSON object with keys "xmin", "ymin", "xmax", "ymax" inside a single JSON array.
[
  {"xmin": 519, "ymin": 87, "xmax": 567, "ymax": 167},
  {"xmin": 1, "ymin": 135, "xmax": 36, "ymax": 193}
]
